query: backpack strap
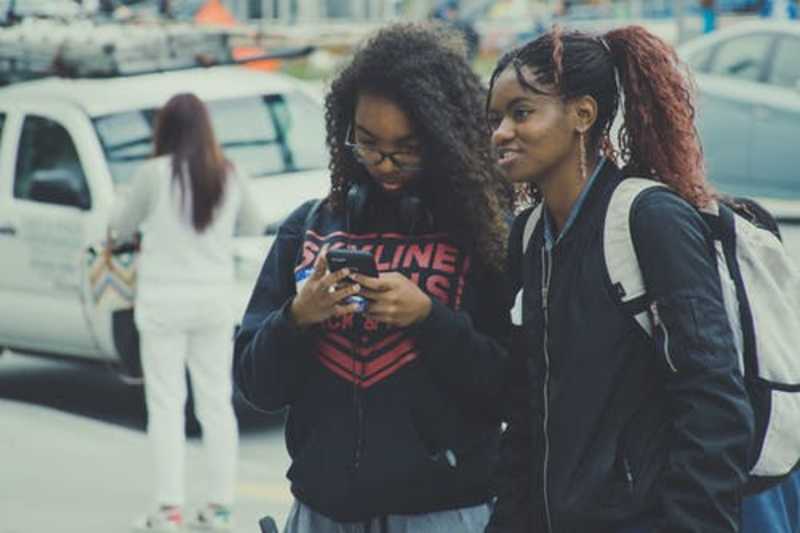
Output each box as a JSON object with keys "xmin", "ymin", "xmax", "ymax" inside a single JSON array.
[
  {"xmin": 705, "ymin": 202, "xmax": 755, "ymax": 378},
  {"xmin": 304, "ymin": 198, "xmax": 324, "ymax": 233},
  {"xmin": 522, "ymin": 203, "xmax": 544, "ymax": 255},
  {"xmin": 604, "ymin": 178, "xmax": 666, "ymax": 338},
  {"xmin": 293, "ymin": 198, "xmax": 324, "ymax": 267},
  {"xmin": 509, "ymin": 204, "xmax": 543, "ymax": 327}
]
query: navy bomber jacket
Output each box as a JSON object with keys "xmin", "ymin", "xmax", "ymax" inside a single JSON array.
[
  {"xmin": 234, "ymin": 196, "xmax": 511, "ymax": 522},
  {"xmin": 487, "ymin": 162, "xmax": 755, "ymax": 533}
]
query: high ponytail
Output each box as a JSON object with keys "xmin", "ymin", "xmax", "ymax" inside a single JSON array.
[
  {"xmin": 605, "ymin": 26, "xmax": 712, "ymax": 207},
  {"xmin": 487, "ymin": 25, "xmax": 714, "ymax": 208}
]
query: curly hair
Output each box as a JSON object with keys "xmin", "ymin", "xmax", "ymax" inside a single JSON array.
[
  {"xmin": 325, "ymin": 22, "xmax": 511, "ymax": 274},
  {"xmin": 488, "ymin": 25, "xmax": 713, "ymax": 208}
]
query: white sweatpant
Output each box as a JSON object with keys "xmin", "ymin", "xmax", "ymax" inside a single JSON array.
[{"xmin": 135, "ymin": 285, "xmax": 238, "ymax": 508}]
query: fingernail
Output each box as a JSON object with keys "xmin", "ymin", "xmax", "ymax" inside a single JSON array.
[{"xmin": 352, "ymin": 284, "xmax": 360, "ymax": 292}]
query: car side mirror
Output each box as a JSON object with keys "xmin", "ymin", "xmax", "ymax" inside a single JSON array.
[{"xmin": 28, "ymin": 169, "xmax": 90, "ymax": 210}]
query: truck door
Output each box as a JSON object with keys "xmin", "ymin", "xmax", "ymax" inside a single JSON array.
[{"xmin": 0, "ymin": 107, "xmax": 102, "ymax": 357}]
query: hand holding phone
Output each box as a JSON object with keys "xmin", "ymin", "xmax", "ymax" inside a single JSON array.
[
  {"xmin": 350, "ymin": 271, "xmax": 433, "ymax": 328},
  {"xmin": 326, "ymin": 249, "xmax": 378, "ymax": 313},
  {"xmin": 289, "ymin": 246, "xmax": 363, "ymax": 326},
  {"xmin": 326, "ymin": 249, "xmax": 379, "ymax": 278}
]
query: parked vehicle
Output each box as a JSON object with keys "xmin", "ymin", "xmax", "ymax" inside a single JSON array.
[
  {"xmin": 679, "ymin": 21, "xmax": 800, "ymax": 262},
  {"xmin": 0, "ymin": 65, "xmax": 329, "ymax": 378}
]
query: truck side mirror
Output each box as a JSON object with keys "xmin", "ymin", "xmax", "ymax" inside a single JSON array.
[{"xmin": 28, "ymin": 169, "xmax": 90, "ymax": 210}]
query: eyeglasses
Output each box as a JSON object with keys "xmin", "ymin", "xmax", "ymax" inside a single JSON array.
[{"xmin": 345, "ymin": 124, "xmax": 423, "ymax": 172}]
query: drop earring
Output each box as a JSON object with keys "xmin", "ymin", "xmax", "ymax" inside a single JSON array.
[{"xmin": 579, "ymin": 131, "xmax": 588, "ymax": 183}]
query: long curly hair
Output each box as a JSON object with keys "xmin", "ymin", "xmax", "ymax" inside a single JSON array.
[
  {"xmin": 488, "ymin": 25, "xmax": 713, "ymax": 208},
  {"xmin": 325, "ymin": 22, "xmax": 511, "ymax": 274}
]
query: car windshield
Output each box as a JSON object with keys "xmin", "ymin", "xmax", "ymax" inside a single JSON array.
[{"xmin": 93, "ymin": 91, "xmax": 327, "ymax": 185}]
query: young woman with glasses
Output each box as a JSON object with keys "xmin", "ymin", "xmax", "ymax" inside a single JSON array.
[{"xmin": 234, "ymin": 23, "xmax": 512, "ymax": 532}]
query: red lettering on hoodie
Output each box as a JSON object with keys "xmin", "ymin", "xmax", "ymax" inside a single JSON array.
[
  {"xmin": 432, "ymin": 243, "xmax": 458, "ymax": 274},
  {"xmin": 402, "ymin": 243, "xmax": 434, "ymax": 269},
  {"xmin": 426, "ymin": 275, "xmax": 452, "ymax": 305}
]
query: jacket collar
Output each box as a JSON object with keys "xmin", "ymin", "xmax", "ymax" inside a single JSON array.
[{"xmin": 543, "ymin": 157, "xmax": 610, "ymax": 250}]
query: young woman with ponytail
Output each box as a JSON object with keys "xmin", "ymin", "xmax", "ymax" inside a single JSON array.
[
  {"xmin": 111, "ymin": 93, "xmax": 264, "ymax": 531},
  {"xmin": 485, "ymin": 26, "xmax": 755, "ymax": 533}
]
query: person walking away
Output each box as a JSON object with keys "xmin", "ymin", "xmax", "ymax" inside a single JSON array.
[{"xmin": 110, "ymin": 93, "xmax": 264, "ymax": 532}]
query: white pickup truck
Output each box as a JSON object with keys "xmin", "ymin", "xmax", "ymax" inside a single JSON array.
[{"xmin": 0, "ymin": 65, "xmax": 329, "ymax": 379}]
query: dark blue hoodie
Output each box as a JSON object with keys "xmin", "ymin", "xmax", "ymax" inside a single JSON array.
[{"xmin": 234, "ymin": 196, "xmax": 511, "ymax": 522}]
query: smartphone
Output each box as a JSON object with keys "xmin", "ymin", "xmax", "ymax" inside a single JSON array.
[
  {"xmin": 326, "ymin": 249, "xmax": 379, "ymax": 278},
  {"xmin": 326, "ymin": 249, "xmax": 378, "ymax": 313}
]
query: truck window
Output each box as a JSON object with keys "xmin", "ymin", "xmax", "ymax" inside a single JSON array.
[
  {"xmin": 94, "ymin": 91, "xmax": 327, "ymax": 185},
  {"xmin": 14, "ymin": 115, "xmax": 90, "ymax": 205}
]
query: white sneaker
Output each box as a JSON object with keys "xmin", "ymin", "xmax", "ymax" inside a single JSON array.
[
  {"xmin": 188, "ymin": 504, "xmax": 233, "ymax": 531},
  {"xmin": 132, "ymin": 506, "xmax": 184, "ymax": 532}
]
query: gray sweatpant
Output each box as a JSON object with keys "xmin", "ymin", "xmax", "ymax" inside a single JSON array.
[{"xmin": 283, "ymin": 500, "xmax": 492, "ymax": 533}]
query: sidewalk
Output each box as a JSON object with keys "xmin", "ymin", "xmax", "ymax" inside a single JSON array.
[{"xmin": 0, "ymin": 399, "xmax": 292, "ymax": 533}]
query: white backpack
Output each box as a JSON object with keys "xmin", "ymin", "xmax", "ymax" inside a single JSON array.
[{"xmin": 521, "ymin": 178, "xmax": 800, "ymax": 485}]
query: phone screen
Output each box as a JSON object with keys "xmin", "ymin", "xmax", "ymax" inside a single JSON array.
[
  {"xmin": 326, "ymin": 249, "xmax": 377, "ymax": 313},
  {"xmin": 326, "ymin": 249, "xmax": 379, "ymax": 278}
]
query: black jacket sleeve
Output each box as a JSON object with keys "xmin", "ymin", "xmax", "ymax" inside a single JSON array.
[
  {"xmin": 487, "ymin": 210, "xmax": 539, "ymax": 533},
  {"xmin": 485, "ymin": 346, "xmax": 535, "ymax": 533},
  {"xmin": 631, "ymin": 189, "xmax": 755, "ymax": 533},
  {"xmin": 411, "ymin": 255, "xmax": 513, "ymax": 420},
  {"xmin": 233, "ymin": 200, "xmax": 319, "ymax": 412}
]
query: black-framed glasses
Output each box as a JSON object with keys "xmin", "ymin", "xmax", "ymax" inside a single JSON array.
[{"xmin": 344, "ymin": 124, "xmax": 422, "ymax": 171}]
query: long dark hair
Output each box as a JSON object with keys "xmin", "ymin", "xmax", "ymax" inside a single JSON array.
[
  {"xmin": 153, "ymin": 93, "xmax": 228, "ymax": 231},
  {"xmin": 488, "ymin": 25, "xmax": 713, "ymax": 208},
  {"xmin": 325, "ymin": 22, "xmax": 511, "ymax": 273}
]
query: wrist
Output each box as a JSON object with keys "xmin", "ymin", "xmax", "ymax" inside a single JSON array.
[
  {"xmin": 288, "ymin": 297, "xmax": 310, "ymax": 328},
  {"xmin": 415, "ymin": 295, "xmax": 433, "ymax": 325}
]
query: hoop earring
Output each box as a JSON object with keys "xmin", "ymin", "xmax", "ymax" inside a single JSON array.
[{"xmin": 579, "ymin": 131, "xmax": 588, "ymax": 183}]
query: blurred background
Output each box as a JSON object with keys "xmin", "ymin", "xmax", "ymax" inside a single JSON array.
[{"xmin": 0, "ymin": 1, "xmax": 797, "ymax": 531}]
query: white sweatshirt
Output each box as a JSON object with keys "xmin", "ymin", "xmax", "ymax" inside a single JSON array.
[{"xmin": 110, "ymin": 155, "xmax": 263, "ymax": 292}]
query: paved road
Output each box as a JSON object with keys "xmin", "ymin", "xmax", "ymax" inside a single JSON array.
[{"xmin": 0, "ymin": 352, "xmax": 292, "ymax": 533}]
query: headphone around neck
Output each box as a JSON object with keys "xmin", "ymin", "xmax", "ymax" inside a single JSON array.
[{"xmin": 345, "ymin": 179, "xmax": 433, "ymax": 235}]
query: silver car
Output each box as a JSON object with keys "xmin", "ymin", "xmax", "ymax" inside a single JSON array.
[{"xmin": 679, "ymin": 21, "xmax": 800, "ymax": 261}]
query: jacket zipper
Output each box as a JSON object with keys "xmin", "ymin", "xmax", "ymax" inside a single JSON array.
[
  {"xmin": 623, "ymin": 456, "xmax": 635, "ymax": 493},
  {"xmin": 650, "ymin": 302, "xmax": 678, "ymax": 373},
  {"xmin": 352, "ymin": 335, "xmax": 364, "ymax": 472},
  {"xmin": 540, "ymin": 247, "xmax": 554, "ymax": 533},
  {"xmin": 354, "ymin": 392, "xmax": 363, "ymax": 470}
]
